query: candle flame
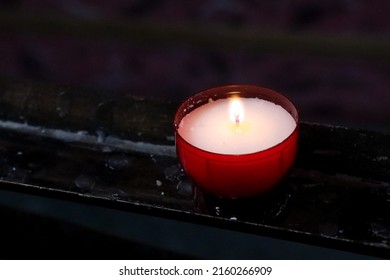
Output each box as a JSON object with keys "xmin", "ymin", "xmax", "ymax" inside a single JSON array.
[{"xmin": 229, "ymin": 97, "xmax": 244, "ymax": 125}]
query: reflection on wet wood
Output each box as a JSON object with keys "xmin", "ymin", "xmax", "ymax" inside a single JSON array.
[{"xmin": 0, "ymin": 78, "xmax": 389, "ymax": 258}]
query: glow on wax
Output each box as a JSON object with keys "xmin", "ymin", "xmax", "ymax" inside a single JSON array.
[{"xmin": 178, "ymin": 97, "xmax": 297, "ymax": 155}]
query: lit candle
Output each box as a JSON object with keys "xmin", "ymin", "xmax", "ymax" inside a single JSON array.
[
  {"xmin": 174, "ymin": 85, "xmax": 299, "ymax": 198},
  {"xmin": 178, "ymin": 97, "xmax": 296, "ymax": 155}
]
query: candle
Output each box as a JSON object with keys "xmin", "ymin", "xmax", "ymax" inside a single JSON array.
[
  {"xmin": 174, "ymin": 85, "xmax": 299, "ymax": 199},
  {"xmin": 178, "ymin": 97, "xmax": 296, "ymax": 155}
]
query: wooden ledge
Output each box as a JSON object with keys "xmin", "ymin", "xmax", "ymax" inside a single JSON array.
[{"xmin": 0, "ymin": 78, "xmax": 389, "ymax": 258}]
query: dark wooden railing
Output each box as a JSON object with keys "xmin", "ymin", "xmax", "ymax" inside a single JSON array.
[{"xmin": 0, "ymin": 78, "xmax": 389, "ymax": 258}]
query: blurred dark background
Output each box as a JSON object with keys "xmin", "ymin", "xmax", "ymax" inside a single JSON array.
[{"xmin": 0, "ymin": 0, "xmax": 389, "ymax": 259}]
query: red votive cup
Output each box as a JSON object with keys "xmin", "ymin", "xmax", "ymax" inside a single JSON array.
[{"xmin": 174, "ymin": 85, "xmax": 299, "ymax": 199}]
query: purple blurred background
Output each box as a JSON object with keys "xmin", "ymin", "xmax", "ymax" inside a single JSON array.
[{"xmin": 0, "ymin": 0, "xmax": 389, "ymax": 132}]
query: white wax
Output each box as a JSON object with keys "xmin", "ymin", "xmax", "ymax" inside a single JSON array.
[{"xmin": 178, "ymin": 97, "xmax": 296, "ymax": 155}]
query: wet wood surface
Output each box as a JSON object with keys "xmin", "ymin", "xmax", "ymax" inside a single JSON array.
[{"xmin": 0, "ymin": 78, "xmax": 389, "ymax": 258}]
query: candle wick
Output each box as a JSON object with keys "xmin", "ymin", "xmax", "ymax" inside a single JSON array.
[
  {"xmin": 234, "ymin": 114, "xmax": 242, "ymax": 133},
  {"xmin": 235, "ymin": 114, "xmax": 240, "ymax": 125}
]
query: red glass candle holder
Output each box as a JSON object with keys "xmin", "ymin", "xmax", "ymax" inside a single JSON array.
[{"xmin": 174, "ymin": 85, "xmax": 299, "ymax": 199}]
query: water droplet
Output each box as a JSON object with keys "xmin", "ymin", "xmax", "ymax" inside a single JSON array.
[
  {"xmin": 106, "ymin": 155, "xmax": 131, "ymax": 171},
  {"xmin": 109, "ymin": 189, "xmax": 128, "ymax": 200},
  {"xmin": 74, "ymin": 175, "xmax": 95, "ymax": 191},
  {"xmin": 77, "ymin": 131, "xmax": 88, "ymax": 136},
  {"xmin": 176, "ymin": 179, "xmax": 192, "ymax": 196},
  {"xmin": 371, "ymin": 222, "xmax": 390, "ymax": 239},
  {"xmin": 215, "ymin": 206, "xmax": 220, "ymax": 216},
  {"xmin": 156, "ymin": 180, "xmax": 162, "ymax": 187},
  {"xmin": 110, "ymin": 193, "xmax": 120, "ymax": 200},
  {"xmin": 150, "ymin": 154, "xmax": 157, "ymax": 163},
  {"xmin": 57, "ymin": 108, "xmax": 66, "ymax": 118},
  {"xmin": 161, "ymin": 191, "xmax": 165, "ymax": 196},
  {"xmin": 16, "ymin": 151, "xmax": 23, "ymax": 156},
  {"xmin": 102, "ymin": 146, "xmax": 113, "ymax": 153},
  {"xmin": 56, "ymin": 90, "xmax": 70, "ymax": 118},
  {"xmin": 96, "ymin": 129, "xmax": 106, "ymax": 143},
  {"xmin": 374, "ymin": 156, "xmax": 389, "ymax": 162},
  {"xmin": 230, "ymin": 216, "xmax": 237, "ymax": 221},
  {"xmin": 164, "ymin": 164, "xmax": 185, "ymax": 182},
  {"xmin": 5, "ymin": 166, "xmax": 31, "ymax": 182},
  {"xmin": 380, "ymin": 241, "xmax": 390, "ymax": 248}
]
